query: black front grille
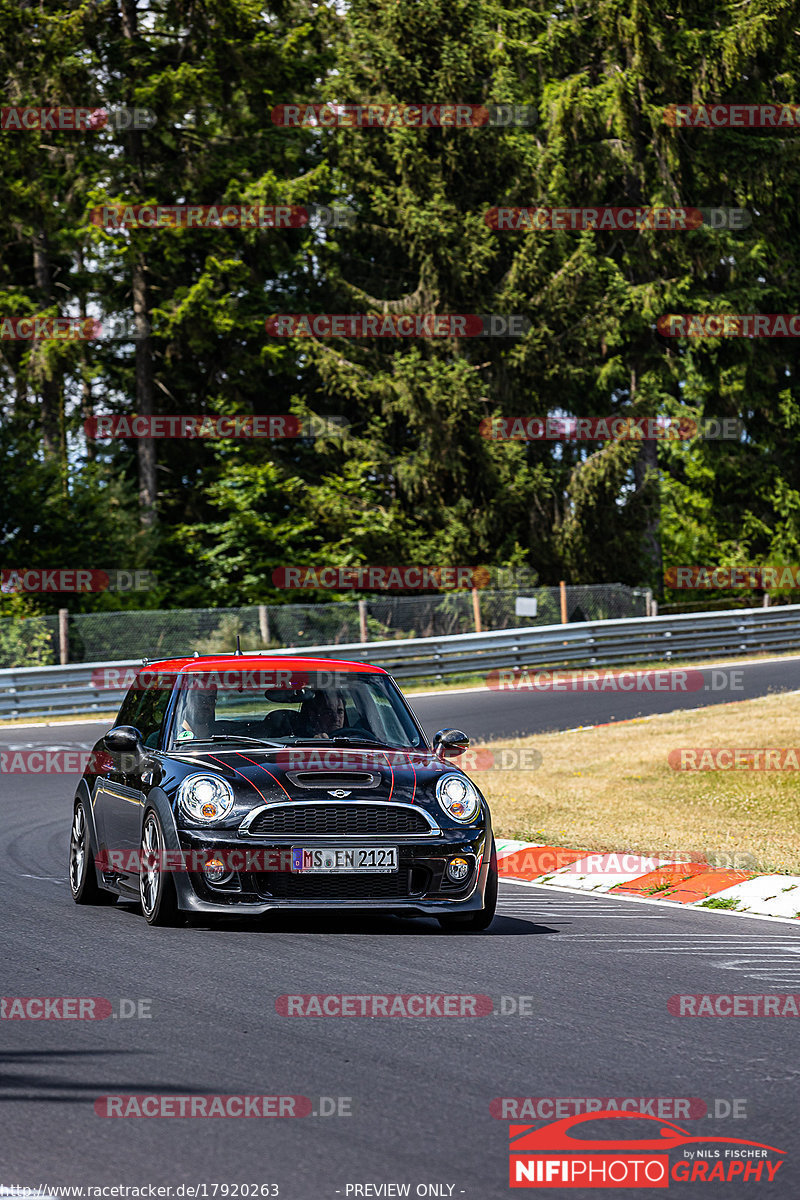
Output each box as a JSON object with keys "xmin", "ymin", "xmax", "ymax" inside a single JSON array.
[
  {"xmin": 244, "ymin": 804, "xmax": 432, "ymax": 837},
  {"xmin": 255, "ymin": 868, "xmax": 429, "ymax": 900}
]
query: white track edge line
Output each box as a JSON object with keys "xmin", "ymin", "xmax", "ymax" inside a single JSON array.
[{"xmin": 500, "ymin": 878, "xmax": 800, "ymax": 928}]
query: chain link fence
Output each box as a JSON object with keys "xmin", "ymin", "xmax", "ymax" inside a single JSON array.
[{"xmin": 0, "ymin": 583, "xmax": 649, "ymax": 668}]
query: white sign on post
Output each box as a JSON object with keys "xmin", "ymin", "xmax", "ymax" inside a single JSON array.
[{"xmin": 515, "ymin": 597, "xmax": 538, "ymax": 618}]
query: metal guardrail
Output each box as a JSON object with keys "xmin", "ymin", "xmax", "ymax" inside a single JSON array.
[{"xmin": 1, "ymin": 603, "xmax": 799, "ymax": 722}]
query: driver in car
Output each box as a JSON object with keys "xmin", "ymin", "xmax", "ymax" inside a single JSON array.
[
  {"xmin": 299, "ymin": 689, "xmax": 347, "ymax": 738},
  {"xmin": 294, "ymin": 688, "xmax": 378, "ymax": 742}
]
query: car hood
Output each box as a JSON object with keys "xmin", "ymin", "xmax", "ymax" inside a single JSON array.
[{"xmin": 166, "ymin": 744, "xmax": 461, "ymax": 804}]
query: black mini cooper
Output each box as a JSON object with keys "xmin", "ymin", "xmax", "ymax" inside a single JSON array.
[{"xmin": 69, "ymin": 655, "xmax": 497, "ymax": 929}]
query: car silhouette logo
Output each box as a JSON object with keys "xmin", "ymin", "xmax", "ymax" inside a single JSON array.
[
  {"xmin": 509, "ymin": 1111, "xmax": 785, "ymax": 1154},
  {"xmin": 327, "ymin": 789, "xmax": 351, "ymax": 797}
]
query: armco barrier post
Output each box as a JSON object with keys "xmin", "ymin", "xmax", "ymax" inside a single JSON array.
[
  {"xmin": 258, "ymin": 604, "xmax": 270, "ymax": 645},
  {"xmin": 59, "ymin": 608, "xmax": 69, "ymax": 665},
  {"xmin": 472, "ymin": 586, "xmax": 482, "ymax": 633}
]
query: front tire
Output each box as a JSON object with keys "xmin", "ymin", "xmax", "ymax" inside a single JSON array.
[
  {"xmin": 139, "ymin": 810, "xmax": 180, "ymax": 926},
  {"xmin": 69, "ymin": 799, "xmax": 117, "ymax": 905},
  {"xmin": 438, "ymin": 838, "xmax": 498, "ymax": 932}
]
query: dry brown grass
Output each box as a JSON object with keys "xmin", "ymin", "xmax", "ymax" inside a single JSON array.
[{"xmin": 466, "ymin": 691, "xmax": 800, "ymax": 875}]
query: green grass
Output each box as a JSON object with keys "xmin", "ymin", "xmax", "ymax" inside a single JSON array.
[{"xmin": 472, "ymin": 690, "xmax": 800, "ymax": 874}]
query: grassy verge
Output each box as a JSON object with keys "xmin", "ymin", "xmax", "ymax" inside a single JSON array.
[{"xmin": 468, "ymin": 690, "xmax": 800, "ymax": 875}]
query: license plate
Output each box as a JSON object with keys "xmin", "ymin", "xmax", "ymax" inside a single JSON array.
[{"xmin": 291, "ymin": 846, "xmax": 398, "ymax": 873}]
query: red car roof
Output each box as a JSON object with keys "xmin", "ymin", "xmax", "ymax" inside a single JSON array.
[{"xmin": 138, "ymin": 655, "xmax": 387, "ymax": 675}]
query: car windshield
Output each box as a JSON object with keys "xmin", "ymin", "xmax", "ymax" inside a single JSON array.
[{"xmin": 166, "ymin": 668, "xmax": 425, "ymax": 752}]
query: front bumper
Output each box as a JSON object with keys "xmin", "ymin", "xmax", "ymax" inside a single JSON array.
[{"xmin": 172, "ymin": 825, "xmax": 491, "ymax": 915}]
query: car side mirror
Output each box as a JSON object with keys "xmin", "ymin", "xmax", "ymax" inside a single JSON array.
[
  {"xmin": 104, "ymin": 725, "xmax": 151, "ymax": 775},
  {"xmin": 433, "ymin": 728, "xmax": 470, "ymax": 758},
  {"xmin": 104, "ymin": 725, "xmax": 143, "ymax": 754}
]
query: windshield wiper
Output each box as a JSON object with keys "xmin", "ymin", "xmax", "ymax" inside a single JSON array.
[
  {"xmin": 278, "ymin": 735, "xmax": 417, "ymax": 751},
  {"xmin": 328, "ymin": 735, "xmax": 386, "ymax": 746},
  {"xmin": 177, "ymin": 735, "xmax": 284, "ymax": 748},
  {"xmin": 331, "ymin": 735, "xmax": 428, "ymax": 751}
]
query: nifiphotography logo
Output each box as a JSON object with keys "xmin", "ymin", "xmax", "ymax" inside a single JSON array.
[{"xmin": 507, "ymin": 1111, "xmax": 785, "ymax": 1188}]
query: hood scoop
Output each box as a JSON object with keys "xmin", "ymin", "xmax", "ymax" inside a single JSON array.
[{"xmin": 285, "ymin": 770, "xmax": 380, "ymax": 789}]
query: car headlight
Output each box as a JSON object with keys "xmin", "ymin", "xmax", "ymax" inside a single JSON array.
[
  {"xmin": 435, "ymin": 773, "xmax": 481, "ymax": 823},
  {"xmin": 178, "ymin": 774, "xmax": 235, "ymax": 824}
]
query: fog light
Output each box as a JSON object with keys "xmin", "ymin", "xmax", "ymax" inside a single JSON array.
[
  {"xmin": 446, "ymin": 857, "xmax": 470, "ymax": 883},
  {"xmin": 204, "ymin": 856, "xmax": 228, "ymax": 884}
]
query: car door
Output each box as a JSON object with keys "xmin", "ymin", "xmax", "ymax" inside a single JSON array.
[
  {"xmin": 92, "ymin": 683, "xmax": 144, "ymax": 876},
  {"xmin": 102, "ymin": 676, "xmax": 172, "ymax": 888}
]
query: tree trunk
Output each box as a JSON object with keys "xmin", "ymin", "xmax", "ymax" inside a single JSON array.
[
  {"xmin": 76, "ymin": 249, "xmax": 96, "ymax": 462},
  {"xmin": 131, "ymin": 257, "xmax": 156, "ymax": 524},
  {"xmin": 32, "ymin": 233, "xmax": 61, "ymax": 460},
  {"xmin": 120, "ymin": 0, "xmax": 157, "ymax": 527}
]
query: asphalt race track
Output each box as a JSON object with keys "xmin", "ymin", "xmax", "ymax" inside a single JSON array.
[
  {"xmin": 2, "ymin": 659, "xmax": 800, "ymax": 1197},
  {"xmin": 410, "ymin": 654, "xmax": 800, "ymax": 740}
]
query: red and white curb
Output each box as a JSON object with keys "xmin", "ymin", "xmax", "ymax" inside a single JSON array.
[{"xmin": 495, "ymin": 839, "xmax": 800, "ymax": 920}]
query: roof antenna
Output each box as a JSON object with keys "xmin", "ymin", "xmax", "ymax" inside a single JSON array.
[{"xmin": 234, "ymin": 635, "xmax": 243, "ymax": 656}]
